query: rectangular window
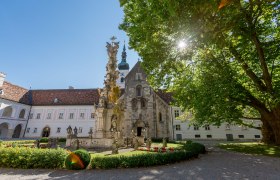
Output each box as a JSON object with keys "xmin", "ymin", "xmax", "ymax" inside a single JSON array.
[
  {"xmin": 36, "ymin": 113, "xmax": 41, "ymax": 119},
  {"xmin": 80, "ymin": 113, "xmax": 84, "ymax": 119},
  {"xmin": 205, "ymin": 125, "xmax": 210, "ymax": 130},
  {"xmin": 207, "ymin": 135, "xmax": 212, "ymax": 138},
  {"xmin": 33, "ymin": 128, "xmax": 37, "ymax": 133},
  {"xmin": 194, "ymin": 125, "xmax": 199, "ymax": 131},
  {"xmin": 238, "ymin": 135, "xmax": 244, "ymax": 138},
  {"xmin": 57, "ymin": 127, "xmax": 61, "ymax": 133},
  {"xmin": 91, "ymin": 113, "xmax": 95, "ymax": 119},
  {"xmin": 174, "ymin": 110, "xmax": 179, "ymax": 118},
  {"xmin": 255, "ymin": 135, "xmax": 261, "ymax": 138},
  {"xmin": 58, "ymin": 113, "xmax": 63, "ymax": 119},
  {"xmin": 195, "ymin": 134, "xmax": 201, "ymax": 138},
  {"xmin": 78, "ymin": 127, "xmax": 83, "ymax": 133},
  {"xmin": 225, "ymin": 124, "xmax": 230, "ymax": 130},
  {"xmin": 69, "ymin": 113, "xmax": 74, "ymax": 119},
  {"xmin": 175, "ymin": 125, "xmax": 181, "ymax": 131},
  {"xmin": 29, "ymin": 113, "xmax": 33, "ymax": 119},
  {"xmin": 26, "ymin": 128, "xmax": 30, "ymax": 133},
  {"xmin": 47, "ymin": 113, "xmax": 51, "ymax": 119}
]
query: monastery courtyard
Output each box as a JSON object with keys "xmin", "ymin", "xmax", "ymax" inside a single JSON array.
[{"xmin": 0, "ymin": 142, "xmax": 279, "ymax": 180}]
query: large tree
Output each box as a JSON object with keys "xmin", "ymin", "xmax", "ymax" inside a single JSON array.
[{"xmin": 119, "ymin": 0, "xmax": 280, "ymax": 145}]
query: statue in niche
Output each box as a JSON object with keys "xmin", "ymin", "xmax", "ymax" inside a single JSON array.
[{"xmin": 111, "ymin": 114, "xmax": 118, "ymax": 132}]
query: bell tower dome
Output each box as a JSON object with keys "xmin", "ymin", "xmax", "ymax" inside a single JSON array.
[{"xmin": 117, "ymin": 42, "xmax": 130, "ymax": 88}]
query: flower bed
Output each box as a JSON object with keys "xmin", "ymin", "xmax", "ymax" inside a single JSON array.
[{"xmin": 138, "ymin": 146, "xmax": 175, "ymax": 152}]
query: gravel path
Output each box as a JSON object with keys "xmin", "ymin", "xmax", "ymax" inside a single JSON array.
[{"xmin": 0, "ymin": 145, "xmax": 280, "ymax": 180}]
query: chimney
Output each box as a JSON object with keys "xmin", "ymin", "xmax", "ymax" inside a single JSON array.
[{"xmin": 0, "ymin": 72, "xmax": 6, "ymax": 87}]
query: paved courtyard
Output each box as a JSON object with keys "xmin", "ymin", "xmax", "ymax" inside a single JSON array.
[{"xmin": 0, "ymin": 143, "xmax": 280, "ymax": 180}]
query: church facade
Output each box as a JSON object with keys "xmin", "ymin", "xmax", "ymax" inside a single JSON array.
[{"xmin": 0, "ymin": 41, "xmax": 262, "ymax": 143}]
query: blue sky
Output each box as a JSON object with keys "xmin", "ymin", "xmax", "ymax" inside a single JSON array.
[{"xmin": 0, "ymin": 0, "xmax": 139, "ymax": 89}]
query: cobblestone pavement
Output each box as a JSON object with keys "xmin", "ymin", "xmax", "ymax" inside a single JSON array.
[{"xmin": 1, "ymin": 142, "xmax": 280, "ymax": 180}]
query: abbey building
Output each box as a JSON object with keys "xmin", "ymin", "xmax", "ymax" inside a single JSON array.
[{"xmin": 0, "ymin": 41, "xmax": 262, "ymax": 143}]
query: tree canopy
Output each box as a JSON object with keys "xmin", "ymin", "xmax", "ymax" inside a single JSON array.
[{"xmin": 120, "ymin": 0, "xmax": 280, "ymax": 144}]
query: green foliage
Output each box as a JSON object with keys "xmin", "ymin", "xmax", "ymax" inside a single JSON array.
[
  {"xmin": 183, "ymin": 142, "xmax": 206, "ymax": 154},
  {"xmin": 119, "ymin": 0, "xmax": 280, "ymax": 143},
  {"xmin": 0, "ymin": 147, "xmax": 67, "ymax": 169},
  {"xmin": 65, "ymin": 149, "xmax": 90, "ymax": 170},
  {"xmin": 91, "ymin": 142, "xmax": 205, "ymax": 169},
  {"xmin": 219, "ymin": 142, "xmax": 280, "ymax": 158},
  {"xmin": 40, "ymin": 138, "xmax": 49, "ymax": 143},
  {"xmin": 58, "ymin": 138, "xmax": 66, "ymax": 143}
]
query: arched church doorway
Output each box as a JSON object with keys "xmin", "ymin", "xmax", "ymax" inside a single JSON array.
[
  {"xmin": 0, "ymin": 123, "xmax": 9, "ymax": 139},
  {"xmin": 42, "ymin": 127, "xmax": 50, "ymax": 137},
  {"xmin": 137, "ymin": 127, "xmax": 142, "ymax": 136},
  {"xmin": 12, "ymin": 124, "xmax": 22, "ymax": 138}
]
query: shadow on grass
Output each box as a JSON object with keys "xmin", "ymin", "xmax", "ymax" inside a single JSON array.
[{"xmin": 218, "ymin": 142, "xmax": 280, "ymax": 158}]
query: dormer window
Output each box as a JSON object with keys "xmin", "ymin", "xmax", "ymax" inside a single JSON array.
[
  {"xmin": 136, "ymin": 85, "xmax": 142, "ymax": 97},
  {"xmin": 54, "ymin": 98, "xmax": 59, "ymax": 103}
]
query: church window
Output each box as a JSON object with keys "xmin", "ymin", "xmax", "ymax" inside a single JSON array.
[
  {"xmin": 29, "ymin": 113, "xmax": 33, "ymax": 119},
  {"xmin": 19, "ymin": 109, "xmax": 26, "ymax": 119},
  {"xmin": 238, "ymin": 135, "xmax": 244, "ymax": 138},
  {"xmin": 36, "ymin": 113, "xmax": 41, "ymax": 119},
  {"xmin": 141, "ymin": 98, "xmax": 146, "ymax": 108},
  {"xmin": 159, "ymin": 112, "xmax": 163, "ymax": 122},
  {"xmin": 2, "ymin": 106, "xmax": 13, "ymax": 117},
  {"xmin": 175, "ymin": 125, "xmax": 181, "ymax": 130},
  {"xmin": 136, "ymin": 73, "xmax": 142, "ymax": 80},
  {"xmin": 131, "ymin": 98, "xmax": 138, "ymax": 110},
  {"xmin": 33, "ymin": 128, "xmax": 37, "ymax": 133},
  {"xmin": 80, "ymin": 113, "xmax": 84, "ymax": 119},
  {"xmin": 136, "ymin": 85, "xmax": 142, "ymax": 97},
  {"xmin": 174, "ymin": 110, "xmax": 179, "ymax": 118},
  {"xmin": 194, "ymin": 125, "xmax": 199, "ymax": 130},
  {"xmin": 57, "ymin": 127, "xmax": 61, "ymax": 133},
  {"xmin": 91, "ymin": 113, "xmax": 95, "ymax": 118},
  {"xmin": 121, "ymin": 77, "xmax": 124, "ymax": 83},
  {"xmin": 78, "ymin": 127, "xmax": 83, "ymax": 133}
]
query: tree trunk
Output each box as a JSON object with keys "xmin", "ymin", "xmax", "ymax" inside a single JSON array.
[{"xmin": 261, "ymin": 107, "xmax": 280, "ymax": 145}]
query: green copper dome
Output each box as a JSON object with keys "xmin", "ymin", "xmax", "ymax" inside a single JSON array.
[{"xmin": 118, "ymin": 44, "xmax": 129, "ymax": 70}]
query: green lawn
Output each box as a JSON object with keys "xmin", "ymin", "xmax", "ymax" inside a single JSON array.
[{"xmin": 218, "ymin": 142, "xmax": 280, "ymax": 158}]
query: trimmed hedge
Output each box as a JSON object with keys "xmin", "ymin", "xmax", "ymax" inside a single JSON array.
[
  {"xmin": 92, "ymin": 151, "xmax": 196, "ymax": 169},
  {"xmin": 91, "ymin": 142, "xmax": 205, "ymax": 169},
  {"xmin": 0, "ymin": 147, "xmax": 68, "ymax": 169}
]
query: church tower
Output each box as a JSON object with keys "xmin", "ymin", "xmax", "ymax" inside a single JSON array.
[{"xmin": 117, "ymin": 43, "xmax": 130, "ymax": 88}]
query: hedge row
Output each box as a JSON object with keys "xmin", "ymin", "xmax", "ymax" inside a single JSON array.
[
  {"xmin": 0, "ymin": 147, "xmax": 68, "ymax": 169},
  {"xmin": 91, "ymin": 142, "xmax": 206, "ymax": 169},
  {"xmin": 92, "ymin": 150, "xmax": 198, "ymax": 169}
]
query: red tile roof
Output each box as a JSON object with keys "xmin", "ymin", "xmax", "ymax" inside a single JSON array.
[
  {"xmin": 30, "ymin": 89, "xmax": 100, "ymax": 106},
  {"xmin": 0, "ymin": 81, "xmax": 30, "ymax": 104}
]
